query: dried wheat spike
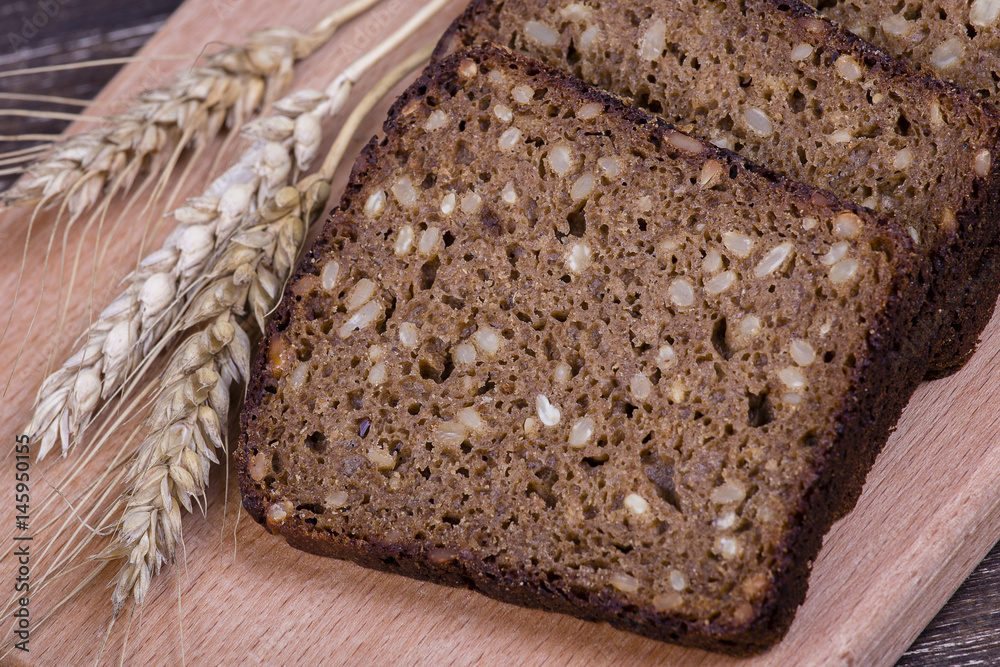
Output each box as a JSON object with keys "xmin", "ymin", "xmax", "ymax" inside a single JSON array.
[
  {"xmin": 98, "ymin": 179, "xmax": 325, "ymax": 616},
  {"xmin": 23, "ymin": 14, "xmax": 446, "ymax": 460},
  {"xmin": 244, "ymin": 87, "xmax": 342, "ymax": 173},
  {"xmin": 97, "ymin": 317, "xmax": 241, "ymax": 616},
  {"xmin": 0, "ymin": 0, "xmax": 378, "ymax": 217}
]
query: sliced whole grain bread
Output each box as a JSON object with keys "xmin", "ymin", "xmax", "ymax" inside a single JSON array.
[
  {"xmin": 812, "ymin": 0, "xmax": 1000, "ymax": 102},
  {"xmin": 238, "ymin": 45, "xmax": 929, "ymax": 655},
  {"xmin": 436, "ymin": 0, "xmax": 1000, "ymax": 378},
  {"xmin": 807, "ymin": 0, "xmax": 1000, "ymax": 380}
]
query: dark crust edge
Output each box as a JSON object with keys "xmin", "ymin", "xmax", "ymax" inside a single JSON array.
[
  {"xmin": 923, "ymin": 207, "xmax": 1000, "ymax": 379},
  {"xmin": 433, "ymin": 0, "xmax": 1000, "ymax": 380},
  {"xmin": 237, "ymin": 44, "xmax": 930, "ymax": 657}
]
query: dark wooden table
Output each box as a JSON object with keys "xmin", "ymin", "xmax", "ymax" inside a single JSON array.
[{"xmin": 2, "ymin": 1, "xmax": 998, "ymax": 664}]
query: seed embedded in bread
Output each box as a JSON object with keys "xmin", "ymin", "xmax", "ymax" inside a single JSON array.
[
  {"xmin": 320, "ymin": 260, "xmax": 340, "ymax": 291},
  {"xmin": 238, "ymin": 45, "xmax": 928, "ymax": 657},
  {"xmin": 395, "ymin": 225, "xmax": 415, "ymax": 256},
  {"xmin": 441, "ymin": 192, "xmax": 457, "ymax": 214},
  {"xmin": 754, "ymin": 243, "xmax": 794, "ymax": 278},
  {"xmin": 624, "ymin": 493, "xmax": 651, "ymax": 515},
  {"xmin": 364, "ymin": 190, "xmax": 386, "ymax": 218},
  {"xmin": 391, "ymin": 176, "xmax": 417, "ymax": 209},
  {"xmin": 790, "ymin": 339, "xmax": 816, "ymax": 366},
  {"xmin": 535, "ymin": 395, "xmax": 561, "ymax": 426},
  {"xmin": 568, "ymin": 417, "xmax": 594, "ymax": 448},
  {"xmin": 425, "ymin": 109, "xmax": 449, "ymax": 131}
]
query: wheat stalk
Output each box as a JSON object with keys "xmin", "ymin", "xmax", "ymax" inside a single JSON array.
[
  {"xmin": 0, "ymin": 0, "xmax": 380, "ymax": 219},
  {"xmin": 97, "ymin": 42, "xmax": 434, "ymax": 618}
]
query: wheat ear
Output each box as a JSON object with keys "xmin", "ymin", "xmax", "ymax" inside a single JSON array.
[
  {"xmin": 0, "ymin": 0, "xmax": 380, "ymax": 219},
  {"xmin": 0, "ymin": 0, "xmax": 387, "ymax": 403},
  {"xmin": 98, "ymin": 42, "xmax": 434, "ymax": 619}
]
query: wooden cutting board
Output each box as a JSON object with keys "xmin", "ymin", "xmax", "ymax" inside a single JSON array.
[{"xmin": 3, "ymin": 0, "xmax": 1000, "ymax": 664}]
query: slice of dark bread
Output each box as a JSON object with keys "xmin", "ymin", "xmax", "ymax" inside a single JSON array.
[
  {"xmin": 436, "ymin": 0, "xmax": 1000, "ymax": 379},
  {"xmin": 811, "ymin": 0, "xmax": 1000, "ymax": 102},
  {"xmin": 238, "ymin": 45, "xmax": 929, "ymax": 655},
  {"xmin": 803, "ymin": 0, "xmax": 1000, "ymax": 377},
  {"xmin": 808, "ymin": 0, "xmax": 1000, "ymax": 374}
]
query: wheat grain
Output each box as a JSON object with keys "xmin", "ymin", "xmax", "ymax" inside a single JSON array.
[
  {"xmin": 98, "ymin": 43, "xmax": 434, "ymax": 618},
  {"xmin": 0, "ymin": 0, "xmax": 380, "ymax": 218}
]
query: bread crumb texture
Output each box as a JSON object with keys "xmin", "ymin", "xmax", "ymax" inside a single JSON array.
[
  {"xmin": 240, "ymin": 46, "xmax": 919, "ymax": 654},
  {"xmin": 444, "ymin": 0, "xmax": 996, "ymax": 239},
  {"xmin": 813, "ymin": 0, "xmax": 1000, "ymax": 101},
  {"xmin": 440, "ymin": 0, "xmax": 1000, "ymax": 377}
]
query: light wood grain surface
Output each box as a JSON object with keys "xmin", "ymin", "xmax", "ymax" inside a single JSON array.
[{"xmin": 2, "ymin": 0, "xmax": 1000, "ymax": 665}]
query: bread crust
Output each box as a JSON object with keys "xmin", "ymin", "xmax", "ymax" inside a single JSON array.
[
  {"xmin": 434, "ymin": 0, "xmax": 1000, "ymax": 380},
  {"xmin": 238, "ymin": 44, "xmax": 930, "ymax": 656}
]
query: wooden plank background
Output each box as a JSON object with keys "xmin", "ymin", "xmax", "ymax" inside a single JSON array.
[
  {"xmin": 1, "ymin": 0, "xmax": 1000, "ymax": 664},
  {"xmin": 0, "ymin": 0, "xmax": 182, "ymax": 192}
]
